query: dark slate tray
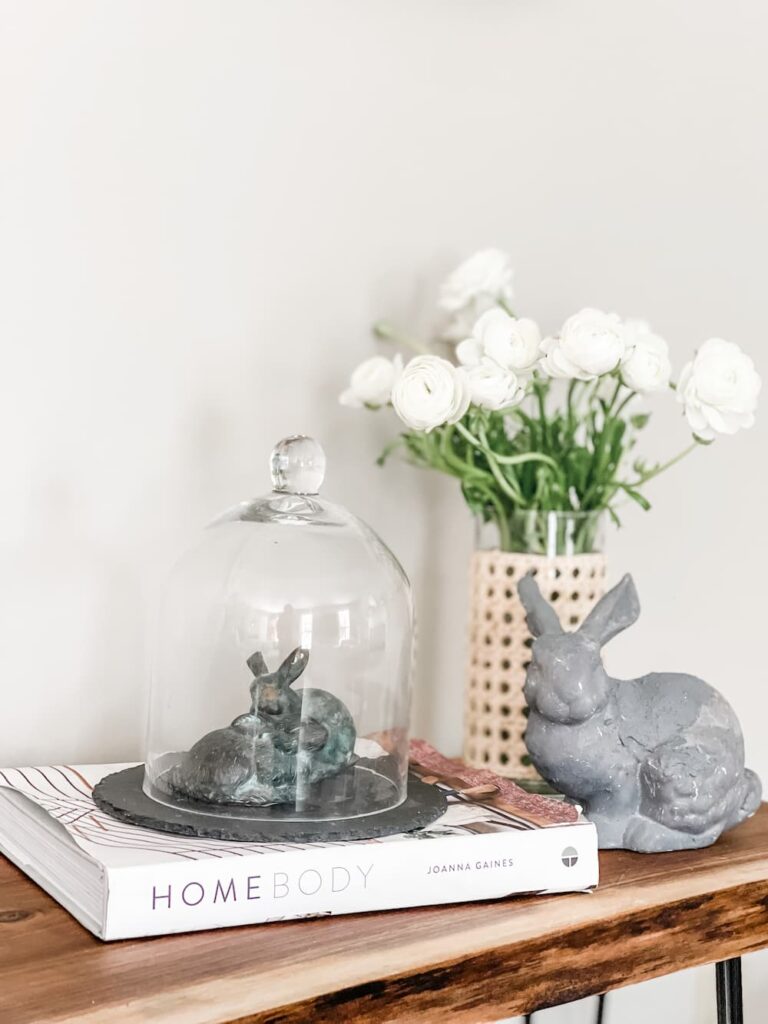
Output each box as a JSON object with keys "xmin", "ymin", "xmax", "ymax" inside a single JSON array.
[{"xmin": 93, "ymin": 764, "xmax": 447, "ymax": 842}]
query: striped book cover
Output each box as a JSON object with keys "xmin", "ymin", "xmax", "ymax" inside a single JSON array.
[{"xmin": 0, "ymin": 744, "xmax": 597, "ymax": 939}]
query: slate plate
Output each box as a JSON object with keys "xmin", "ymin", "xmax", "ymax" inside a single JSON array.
[{"xmin": 93, "ymin": 764, "xmax": 447, "ymax": 842}]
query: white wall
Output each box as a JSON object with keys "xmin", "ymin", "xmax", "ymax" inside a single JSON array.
[{"xmin": 1, "ymin": 1, "xmax": 766, "ymax": 1020}]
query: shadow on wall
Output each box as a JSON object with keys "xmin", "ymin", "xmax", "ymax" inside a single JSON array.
[{"xmin": 409, "ymin": 471, "xmax": 472, "ymax": 756}]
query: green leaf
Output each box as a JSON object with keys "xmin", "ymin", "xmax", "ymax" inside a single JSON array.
[
  {"xmin": 608, "ymin": 419, "xmax": 627, "ymax": 465},
  {"xmin": 608, "ymin": 506, "xmax": 623, "ymax": 527},
  {"xmin": 630, "ymin": 413, "xmax": 651, "ymax": 430},
  {"xmin": 618, "ymin": 483, "xmax": 652, "ymax": 510}
]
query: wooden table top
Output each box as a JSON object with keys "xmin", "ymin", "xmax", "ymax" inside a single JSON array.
[{"xmin": 2, "ymin": 806, "xmax": 768, "ymax": 1024}]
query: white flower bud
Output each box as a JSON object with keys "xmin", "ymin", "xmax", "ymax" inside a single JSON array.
[
  {"xmin": 621, "ymin": 320, "xmax": 672, "ymax": 393},
  {"xmin": 465, "ymin": 358, "xmax": 526, "ymax": 411},
  {"xmin": 473, "ymin": 308, "xmax": 541, "ymax": 375},
  {"xmin": 339, "ymin": 355, "xmax": 402, "ymax": 408}
]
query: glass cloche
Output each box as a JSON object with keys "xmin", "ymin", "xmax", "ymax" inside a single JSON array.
[{"xmin": 141, "ymin": 435, "xmax": 416, "ymax": 834}]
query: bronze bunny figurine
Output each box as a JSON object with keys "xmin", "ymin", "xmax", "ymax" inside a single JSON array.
[{"xmin": 167, "ymin": 647, "xmax": 356, "ymax": 806}]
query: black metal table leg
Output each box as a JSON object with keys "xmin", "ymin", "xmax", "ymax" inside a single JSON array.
[
  {"xmin": 525, "ymin": 963, "xmax": 742, "ymax": 1024},
  {"xmin": 524, "ymin": 991, "xmax": 607, "ymax": 1023},
  {"xmin": 716, "ymin": 958, "xmax": 744, "ymax": 1024}
]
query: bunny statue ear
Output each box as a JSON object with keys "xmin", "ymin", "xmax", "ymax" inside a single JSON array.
[
  {"xmin": 517, "ymin": 574, "xmax": 563, "ymax": 637},
  {"xmin": 246, "ymin": 651, "xmax": 269, "ymax": 677},
  {"xmin": 579, "ymin": 574, "xmax": 640, "ymax": 647},
  {"xmin": 276, "ymin": 647, "xmax": 310, "ymax": 687}
]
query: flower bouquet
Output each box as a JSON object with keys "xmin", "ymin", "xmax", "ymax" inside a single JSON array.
[
  {"xmin": 341, "ymin": 249, "xmax": 761, "ymax": 778},
  {"xmin": 340, "ymin": 249, "xmax": 761, "ymax": 555}
]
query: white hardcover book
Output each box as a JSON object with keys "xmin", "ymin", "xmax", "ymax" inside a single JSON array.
[{"xmin": 0, "ymin": 755, "xmax": 598, "ymax": 940}]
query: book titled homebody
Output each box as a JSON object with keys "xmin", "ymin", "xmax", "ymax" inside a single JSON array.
[{"xmin": 0, "ymin": 742, "xmax": 597, "ymax": 940}]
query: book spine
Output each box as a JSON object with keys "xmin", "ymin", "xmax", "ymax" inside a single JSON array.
[{"xmin": 103, "ymin": 823, "xmax": 598, "ymax": 940}]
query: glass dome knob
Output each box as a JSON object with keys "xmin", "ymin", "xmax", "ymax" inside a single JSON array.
[{"xmin": 270, "ymin": 435, "xmax": 326, "ymax": 495}]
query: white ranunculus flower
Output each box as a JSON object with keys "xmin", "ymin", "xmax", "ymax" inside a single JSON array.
[
  {"xmin": 391, "ymin": 355, "xmax": 471, "ymax": 432},
  {"xmin": 466, "ymin": 358, "xmax": 526, "ymax": 412},
  {"xmin": 677, "ymin": 338, "xmax": 761, "ymax": 441},
  {"xmin": 621, "ymin": 320, "xmax": 672, "ymax": 393},
  {"xmin": 540, "ymin": 308, "xmax": 627, "ymax": 380},
  {"xmin": 473, "ymin": 308, "xmax": 541, "ymax": 374},
  {"xmin": 339, "ymin": 354, "xmax": 403, "ymax": 408},
  {"xmin": 442, "ymin": 296, "xmax": 497, "ymax": 343},
  {"xmin": 455, "ymin": 337, "xmax": 483, "ymax": 367},
  {"xmin": 439, "ymin": 248, "xmax": 514, "ymax": 314}
]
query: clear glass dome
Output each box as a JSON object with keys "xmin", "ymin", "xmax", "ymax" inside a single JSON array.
[{"xmin": 144, "ymin": 435, "xmax": 413, "ymax": 823}]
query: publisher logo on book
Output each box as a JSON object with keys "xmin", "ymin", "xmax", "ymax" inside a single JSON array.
[{"xmin": 561, "ymin": 846, "xmax": 579, "ymax": 868}]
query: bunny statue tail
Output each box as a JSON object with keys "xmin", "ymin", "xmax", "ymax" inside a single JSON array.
[{"xmin": 517, "ymin": 572, "xmax": 762, "ymax": 853}]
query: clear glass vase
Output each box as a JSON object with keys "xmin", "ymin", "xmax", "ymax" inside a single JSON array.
[{"xmin": 475, "ymin": 509, "xmax": 606, "ymax": 557}]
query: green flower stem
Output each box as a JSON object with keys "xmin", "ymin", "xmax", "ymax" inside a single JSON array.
[
  {"xmin": 480, "ymin": 447, "xmax": 524, "ymax": 505},
  {"xmin": 626, "ymin": 441, "xmax": 699, "ymax": 487},
  {"xmin": 614, "ymin": 390, "xmax": 637, "ymax": 419},
  {"xmin": 372, "ymin": 321, "xmax": 430, "ymax": 354},
  {"xmin": 454, "ymin": 422, "xmax": 524, "ymax": 503},
  {"xmin": 457, "ymin": 420, "xmax": 560, "ymax": 472},
  {"xmin": 484, "ymin": 488, "xmax": 512, "ymax": 550},
  {"xmin": 587, "ymin": 377, "xmax": 602, "ymax": 409},
  {"xmin": 533, "ymin": 379, "xmax": 549, "ymax": 446},
  {"xmin": 580, "ymin": 375, "xmax": 631, "ymax": 506},
  {"xmin": 566, "ymin": 379, "xmax": 578, "ymax": 430},
  {"xmin": 606, "ymin": 377, "xmax": 623, "ymax": 413},
  {"xmin": 492, "ymin": 450, "xmax": 560, "ymax": 469},
  {"xmin": 437, "ymin": 423, "xmax": 514, "ymax": 549},
  {"xmin": 375, "ymin": 436, "xmax": 405, "ymax": 466},
  {"xmin": 439, "ymin": 425, "xmax": 486, "ymax": 479}
]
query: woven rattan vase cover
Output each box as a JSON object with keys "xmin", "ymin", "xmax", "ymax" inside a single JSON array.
[{"xmin": 464, "ymin": 551, "xmax": 606, "ymax": 780}]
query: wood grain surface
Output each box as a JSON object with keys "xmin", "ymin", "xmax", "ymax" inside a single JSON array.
[{"xmin": 2, "ymin": 806, "xmax": 768, "ymax": 1024}]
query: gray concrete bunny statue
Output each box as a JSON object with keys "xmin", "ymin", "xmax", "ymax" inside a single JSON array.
[{"xmin": 517, "ymin": 572, "xmax": 761, "ymax": 852}]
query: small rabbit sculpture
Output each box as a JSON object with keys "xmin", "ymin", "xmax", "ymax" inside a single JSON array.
[
  {"xmin": 167, "ymin": 647, "xmax": 356, "ymax": 806},
  {"xmin": 517, "ymin": 572, "xmax": 761, "ymax": 852}
]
